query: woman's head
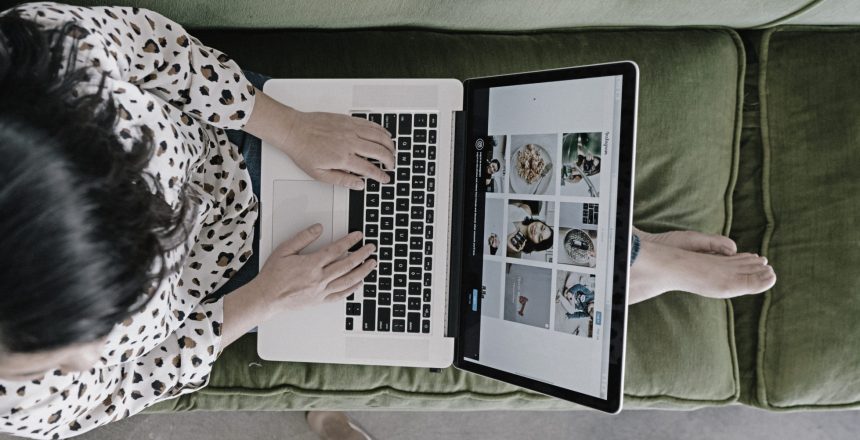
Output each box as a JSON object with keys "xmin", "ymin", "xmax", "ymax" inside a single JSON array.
[
  {"xmin": 0, "ymin": 12, "xmax": 194, "ymax": 367},
  {"xmin": 520, "ymin": 218, "xmax": 553, "ymax": 253}
]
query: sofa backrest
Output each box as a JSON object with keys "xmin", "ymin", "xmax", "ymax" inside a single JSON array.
[{"xmin": 52, "ymin": 0, "xmax": 860, "ymax": 29}]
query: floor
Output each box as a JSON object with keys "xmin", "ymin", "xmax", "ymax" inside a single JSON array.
[{"xmin": 3, "ymin": 406, "xmax": 857, "ymax": 440}]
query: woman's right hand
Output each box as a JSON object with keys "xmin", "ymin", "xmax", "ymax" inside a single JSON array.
[{"xmin": 255, "ymin": 224, "xmax": 376, "ymax": 311}]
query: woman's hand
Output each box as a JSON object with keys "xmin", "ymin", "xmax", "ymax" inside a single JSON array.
[
  {"xmin": 256, "ymin": 224, "xmax": 377, "ymax": 310},
  {"xmin": 242, "ymin": 90, "xmax": 395, "ymax": 190}
]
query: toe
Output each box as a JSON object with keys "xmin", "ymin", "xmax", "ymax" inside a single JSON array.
[{"xmin": 681, "ymin": 231, "xmax": 737, "ymax": 255}]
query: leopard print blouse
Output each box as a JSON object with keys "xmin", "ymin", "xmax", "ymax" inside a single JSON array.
[{"xmin": 1, "ymin": 3, "xmax": 258, "ymax": 439}]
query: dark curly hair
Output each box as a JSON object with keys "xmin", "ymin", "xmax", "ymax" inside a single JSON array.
[{"xmin": 0, "ymin": 10, "xmax": 196, "ymax": 353}]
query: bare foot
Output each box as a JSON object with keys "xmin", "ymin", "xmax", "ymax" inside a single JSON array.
[
  {"xmin": 634, "ymin": 227, "xmax": 737, "ymax": 255},
  {"xmin": 629, "ymin": 239, "xmax": 776, "ymax": 304},
  {"xmin": 306, "ymin": 411, "xmax": 373, "ymax": 440}
]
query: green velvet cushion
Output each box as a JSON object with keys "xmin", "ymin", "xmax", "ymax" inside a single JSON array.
[
  {"xmin": 755, "ymin": 27, "xmax": 860, "ymax": 410},
  {"xmin": 145, "ymin": 28, "xmax": 745, "ymax": 412},
  {"xmin": 57, "ymin": 0, "xmax": 818, "ymax": 29}
]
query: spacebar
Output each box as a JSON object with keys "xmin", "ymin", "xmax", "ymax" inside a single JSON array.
[{"xmin": 348, "ymin": 188, "xmax": 364, "ymax": 252}]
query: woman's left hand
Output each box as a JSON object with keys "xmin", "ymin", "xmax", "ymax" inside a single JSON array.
[{"xmin": 243, "ymin": 90, "xmax": 396, "ymax": 190}]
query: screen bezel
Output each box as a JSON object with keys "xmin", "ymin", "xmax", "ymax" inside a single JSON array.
[{"xmin": 451, "ymin": 62, "xmax": 639, "ymax": 414}]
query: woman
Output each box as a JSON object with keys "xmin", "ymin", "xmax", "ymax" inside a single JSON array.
[
  {"xmin": 0, "ymin": 3, "xmax": 777, "ymax": 439},
  {"xmin": 506, "ymin": 200, "xmax": 553, "ymax": 257}
]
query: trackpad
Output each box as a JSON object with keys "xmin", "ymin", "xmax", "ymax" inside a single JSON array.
[{"xmin": 271, "ymin": 180, "xmax": 334, "ymax": 254}]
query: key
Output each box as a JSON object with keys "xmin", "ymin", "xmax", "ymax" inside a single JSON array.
[
  {"xmin": 415, "ymin": 114, "xmax": 428, "ymax": 127},
  {"xmin": 346, "ymin": 317, "xmax": 354, "ymax": 330},
  {"xmin": 424, "ymin": 241, "xmax": 433, "ymax": 255},
  {"xmin": 380, "ymin": 246, "xmax": 393, "ymax": 261},
  {"xmin": 383, "ymin": 114, "xmax": 397, "ymax": 137},
  {"xmin": 428, "ymin": 162, "xmax": 436, "ymax": 176},
  {"xmin": 429, "ymin": 130, "xmax": 437, "ymax": 144},
  {"xmin": 386, "ymin": 170, "xmax": 395, "ymax": 183},
  {"xmin": 396, "ymin": 183, "xmax": 410, "ymax": 197},
  {"xmin": 365, "ymin": 224, "xmax": 379, "ymax": 238},
  {"xmin": 379, "ymin": 291, "xmax": 391, "ymax": 306},
  {"xmin": 425, "ymin": 225, "xmax": 433, "ymax": 240},
  {"xmin": 410, "ymin": 206, "xmax": 424, "ymax": 220},
  {"xmin": 412, "ymin": 175, "xmax": 425, "ymax": 189},
  {"xmin": 396, "ymin": 214, "xmax": 409, "ymax": 227},
  {"xmin": 423, "ymin": 288, "xmax": 432, "ymax": 303},
  {"xmin": 380, "ymin": 232, "xmax": 393, "ymax": 246},
  {"xmin": 393, "ymin": 319, "xmax": 405, "ymax": 332},
  {"xmin": 381, "ymin": 216, "xmax": 394, "ymax": 230},
  {"xmin": 379, "ymin": 277, "xmax": 392, "ymax": 291},
  {"xmin": 397, "ymin": 152, "xmax": 411, "ymax": 167},
  {"xmin": 379, "ymin": 262, "xmax": 392, "ymax": 276},
  {"xmin": 409, "ymin": 267, "xmax": 422, "ymax": 281},
  {"xmin": 369, "ymin": 113, "xmax": 382, "ymax": 124},
  {"xmin": 398, "ymin": 114, "xmax": 412, "ymax": 135},
  {"xmin": 381, "ymin": 202, "xmax": 394, "ymax": 216},
  {"xmin": 398, "ymin": 137, "xmax": 411, "ymax": 151},
  {"xmin": 364, "ymin": 284, "xmax": 377, "ymax": 298},
  {"xmin": 367, "ymin": 179, "xmax": 381, "ymax": 192},
  {"xmin": 352, "ymin": 113, "xmax": 367, "ymax": 119},
  {"xmin": 426, "ymin": 209, "xmax": 434, "ymax": 223},
  {"xmin": 394, "ymin": 259, "xmax": 408, "ymax": 272},
  {"xmin": 426, "ymin": 194, "xmax": 435, "ymax": 208},
  {"xmin": 394, "ymin": 289, "xmax": 407, "ymax": 303},
  {"xmin": 424, "ymin": 272, "xmax": 433, "ymax": 287},
  {"xmin": 366, "ymin": 209, "xmax": 379, "ymax": 223},
  {"xmin": 429, "ymin": 114, "xmax": 437, "ymax": 127},
  {"xmin": 364, "ymin": 270, "xmax": 377, "ymax": 283},
  {"xmin": 377, "ymin": 307, "xmax": 391, "ymax": 332},
  {"xmin": 422, "ymin": 320, "xmax": 430, "ymax": 334},
  {"xmin": 394, "ymin": 274, "xmax": 407, "ymax": 287},
  {"xmin": 409, "ymin": 251, "xmax": 422, "ymax": 265},
  {"xmin": 427, "ymin": 178, "xmax": 435, "ymax": 192},
  {"xmin": 396, "ymin": 198, "xmax": 409, "ymax": 212},
  {"xmin": 414, "ymin": 144, "xmax": 426, "ymax": 158},
  {"xmin": 411, "ymin": 191, "xmax": 425, "ymax": 205},
  {"xmin": 347, "ymin": 293, "xmax": 354, "ymax": 301},
  {"xmin": 424, "ymin": 257, "xmax": 433, "ymax": 271},
  {"xmin": 382, "ymin": 186, "xmax": 395, "ymax": 200},
  {"xmin": 422, "ymin": 304, "xmax": 431, "ymax": 318},
  {"xmin": 346, "ymin": 302, "xmax": 361, "ymax": 316},
  {"xmin": 409, "ymin": 282, "xmax": 422, "ymax": 296},
  {"xmin": 407, "ymin": 312, "xmax": 420, "ymax": 333},
  {"xmin": 397, "ymin": 167, "xmax": 410, "ymax": 182},
  {"xmin": 410, "ymin": 222, "xmax": 423, "ymax": 235},
  {"xmin": 413, "ymin": 129, "xmax": 427, "ymax": 142},
  {"xmin": 410, "ymin": 235, "xmax": 423, "ymax": 250},
  {"xmin": 365, "ymin": 194, "xmax": 379, "ymax": 209},
  {"xmin": 363, "ymin": 300, "xmax": 376, "ymax": 331},
  {"xmin": 395, "ymin": 243, "xmax": 408, "ymax": 257},
  {"xmin": 394, "ymin": 304, "xmax": 406, "ymax": 318},
  {"xmin": 395, "ymin": 228, "xmax": 408, "ymax": 243},
  {"xmin": 413, "ymin": 160, "xmax": 426, "ymax": 174},
  {"xmin": 428, "ymin": 145, "xmax": 436, "ymax": 160}
]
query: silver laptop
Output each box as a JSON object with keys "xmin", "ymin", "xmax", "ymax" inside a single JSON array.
[{"xmin": 257, "ymin": 62, "xmax": 639, "ymax": 413}]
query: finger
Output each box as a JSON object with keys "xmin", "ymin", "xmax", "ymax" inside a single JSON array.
[
  {"xmin": 355, "ymin": 118, "xmax": 395, "ymax": 145},
  {"xmin": 355, "ymin": 140, "xmax": 396, "ymax": 171},
  {"xmin": 324, "ymin": 280, "xmax": 364, "ymax": 303},
  {"xmin": 327, "ymin": 259, "xmax": 377, "ymax": 292},
  {"xmin": 317, "ymin": 230, "xmax": 364, "ymax": 264},
  {"xmin": 346, "ymin": 154, "xmax": 390, "ymax": 183},
  {"xmin": 276, "ymin": 223, "xmax": 323, "ymax": 256},
  {"xmin": 323, "ymin": 242, "xmax": 376, "ymax": 282},
  {"xmin": 356, "ymin": 125, "xmax": 396, "ymax": 152},
  {"xmin": 315, "ymin": 169, "xmax": 365, "ymax": 191}
]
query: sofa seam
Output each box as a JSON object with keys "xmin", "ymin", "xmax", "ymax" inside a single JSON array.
[{"xmin": 750, "ymin": 0, "xmax": 830, "ymax": 29}]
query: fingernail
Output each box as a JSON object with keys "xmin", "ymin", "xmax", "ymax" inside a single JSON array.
[
  {"xmin": 311, "ymin": 224, "xmax": 323, "ymax": 233},
  {"xmin": 352, "ymin": 181, "xmax": 365, "ymax": 190},
  {"xmin": 759, "ymin": 270, "xmax": 773, "ymax": 280}
]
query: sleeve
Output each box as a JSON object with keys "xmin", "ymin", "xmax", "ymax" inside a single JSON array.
[
  {"xmin": 0, "ymin": 301, "xmax": 224, "ymax": 440},
  {"xmin": 14, "ymin": 2, "xmax": 256, "ymax": 130}
]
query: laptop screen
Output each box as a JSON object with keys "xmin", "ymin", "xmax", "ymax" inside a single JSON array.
[{"xmin": 453, "ymin": 63, "xmax": 638, "ymax": 412}]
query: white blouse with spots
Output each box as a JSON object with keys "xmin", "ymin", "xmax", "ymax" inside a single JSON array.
[{"xmin": 0, "ymin": 3, "xmax": 258, "ymax": 439}]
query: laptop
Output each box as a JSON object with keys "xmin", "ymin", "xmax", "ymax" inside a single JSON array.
[{"xmin": 257, "ymin": 62, "xmax": 639, "ymax": 413}]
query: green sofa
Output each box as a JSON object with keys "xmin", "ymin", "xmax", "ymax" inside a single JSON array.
[{"xmin": 51, "ymin": 0, "xmax": 860, "ymax": 412}]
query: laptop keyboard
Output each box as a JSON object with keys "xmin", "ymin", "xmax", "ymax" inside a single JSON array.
[
  {"xmin": 346, "ymin": 111, "xmax": 438, "ymax": 335},
  {"xmin": 582, "ymin": 203, "xmax": 599, "ymax": 225}
]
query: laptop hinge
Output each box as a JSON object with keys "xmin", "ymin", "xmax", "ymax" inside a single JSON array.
[{"xmin": 444, "ymin": 109, "xmax": 466, "ymax": 339}]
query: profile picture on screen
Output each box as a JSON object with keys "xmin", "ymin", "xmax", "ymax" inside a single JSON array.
[
  {"xmin": 506, "ymin": 200, "xmax": 555, "ymax": 262},
  {"xmin": 561, "ymin": 132, "xmax": 603, "ymax": 197}
]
